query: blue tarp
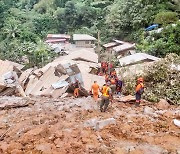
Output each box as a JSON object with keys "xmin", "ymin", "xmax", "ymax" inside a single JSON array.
[{"xmin": 145, "ymin": 24, "xmax": 158, "ymax": 31}]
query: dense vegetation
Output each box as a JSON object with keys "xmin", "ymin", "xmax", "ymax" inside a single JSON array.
[{"xmin": 0, "ymin": 0, "xmax": 179, "ymax": 66}]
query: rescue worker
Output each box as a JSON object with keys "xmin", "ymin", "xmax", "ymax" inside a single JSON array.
[
  {"xmin": 74, "ymin": 80, "xmax": 80, "ymax": 98},
  {"xmin": 91, "ymin": 81, "xmax": 100, "ymax": 101},
  {"xmin": 111, "ymin": 69, "xmax": 117, "ymax": 78},
  {"xmin": 100, "ymin": 82, "xmax": 112, "ymax": 112},
  {"xmin": 101, "ymin": 61, "xmax": 106, "ymax": 74},
  {"xmin": 116, "ymin": 78, "xmax": 123, "ymax": 95},
  {"xmin": 110, "ymin": 77, "xmax": 116, "ymax": 100},
  {"xmin": 105, "ymin": 74, "xmax": 110, "ymax": 83},
  {"xmin": 135, "ymin": 77, "xmax": 144, "ymax": 107}
]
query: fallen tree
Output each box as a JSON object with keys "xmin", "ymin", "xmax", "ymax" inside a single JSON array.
[{"xmin": 122, "ymin": 53, "xmax": 180, "ymax": 105}]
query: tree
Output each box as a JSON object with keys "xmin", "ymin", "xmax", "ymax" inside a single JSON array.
[
  {"xmin": 137, "ymin": 21, "xmax": 180, "ymax": 57},
  {"xmin": 2, "ymin": 17, "xmax": 21, "ymax": 39},
  {"xmin": 154, "ymin": 11, "xmax": 178, "ymax": 25},
  {"xmin": 64, "ymin": 1, "xmax": 77, "ymax": 31},
  {"xmin": 105, "ymin": 0, "xmax": 170, "ymax": 40}
]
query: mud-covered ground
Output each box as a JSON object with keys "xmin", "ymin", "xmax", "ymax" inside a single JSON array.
[{"xmin": 0, "ymin": 96, "xmax": 179, "ymax": 154}]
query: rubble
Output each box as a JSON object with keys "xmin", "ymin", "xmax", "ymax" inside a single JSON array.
[
  {"xmin": 144, "ymin": 106, "xmax": 158, "ymax": 117},
  {"xmin": 0, "ymin": 49, "xmax": 103, "ymax": 98},
  {"xmin": 84, "ymin": 118, "xmax": 116, "ymax": 130},
  {"xmin": 0, "ymin": 96, "xmax": 34, "ymax": 110},
  {"xmin": 0, "ymin": 60, "xmax": 26, "ymax": 97},
  {"xmin": 118, "ymin": 95, "xmax": 135, "ymax": 102},
  {"xmin": 156, "ymin": 99, "xmax": 170, "ymax": 110}
]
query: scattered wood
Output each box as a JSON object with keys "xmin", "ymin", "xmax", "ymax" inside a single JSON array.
[{"xmin": 0, "ymin": 127, "xmax": 11, "ymax": 141}]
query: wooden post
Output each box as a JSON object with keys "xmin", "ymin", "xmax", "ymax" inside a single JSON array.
[{"xmin": 97, "ymin": 31, "xmax": 101, "ymax": 63}]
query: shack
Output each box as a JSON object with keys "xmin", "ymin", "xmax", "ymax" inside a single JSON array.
[
  {"xmin": 46, "ymin": 34, "xmax": 71, "ymax": 44},
  {"xmin": 73, "ymin": 34, "xmax": 96, "ymax": 48},
  {"xmin": 113, "ymin": 41, "xmax": 136, "ymax": 57}
]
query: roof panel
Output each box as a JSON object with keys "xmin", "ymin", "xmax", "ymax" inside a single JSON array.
[
  {"xmin": 113, "ymin": 43, "xmax": 135, "ymax": 52},
  {"xmin": 73, "ymin": 34, "xmax": 96, "ymax": 41},
  {"xmin": 119, "ymin": 53, "xmax": 160, "ymax": 66}
]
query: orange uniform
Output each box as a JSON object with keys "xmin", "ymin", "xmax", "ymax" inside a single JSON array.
[
  {"xmin": 136, "ymin": 83, "xmax": 144, "ymax": 92},
  {"xmin": 74, "ymin": 88, "xmax": 79, "ymax": 97},
  {"xmin": 110, "ymin": 78, "xmax": 116, "ymax": 85},
  {"xmin": 91, "ymin": 83, "xmax": 100, "ymax": 101},
  {"xmin": 74, "ymin": 81, "xmax": 79, "ymax": 98}
]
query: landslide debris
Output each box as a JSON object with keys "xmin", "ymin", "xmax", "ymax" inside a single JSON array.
[{"xmin": 0, "ymin": 96, "xmax": 179, "ymax": 154}]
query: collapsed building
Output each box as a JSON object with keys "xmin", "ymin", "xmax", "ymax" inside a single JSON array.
[{"xmin": 0, "ymin": 49, "xmax": 105, "ymax": 98}]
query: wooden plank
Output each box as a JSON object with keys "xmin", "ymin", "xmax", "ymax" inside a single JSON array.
[
  {"xmin": 25, "ymin": 76, "xmax": 39, "ymax": 95},
  {"xmin": 19, "ymin": 68, "xmax": 33, "ymax": 84},
  {"xmin": 0, "ymin": 60, "xmax": 14, "ymax": 76},
  {"xmin": 51, "ymin": 86, "xmax": 68, "ymax": 98},
  {"xmin": 0, "ymin": 87, "xmax": 16, "ymax": 96}
]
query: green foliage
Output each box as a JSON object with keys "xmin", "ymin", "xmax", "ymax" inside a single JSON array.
[
  {"xmin": 22, "ymin": 41, "xmax": 56, "ymax": 67},
  {"xmin": 0, "ymin": 0, "xmax": 179, "ymax": 67},
  {"xmin": 137, "ymin": 21, "xmax": 180, "ymax": 57},
  {"xmin": 105, "ymin": 0, "xmax": 167, "ymax": 40},
  {"xmin": 154, "ymin": 11, "xmax": 178, "ymax": 25}
]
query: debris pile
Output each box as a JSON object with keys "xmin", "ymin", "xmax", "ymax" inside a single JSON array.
[
  {"xmin": 0, "ymin": 50, "xmax": 105, "ymax": 98},
  {"xmin": 0, "ymin": 60, "xmax": 25, "ymax": 97}
]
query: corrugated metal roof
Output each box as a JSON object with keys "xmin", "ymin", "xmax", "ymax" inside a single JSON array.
[
  {"xmin": 103, "ymin": 42, "xmax": 119, "ymax": 48},
  {"xmin": 73, "ymin": 34, "xmax": 96, "ymax": 41},
  {"xmin": 46, "ymin": 39, "xmax": 66, "ymax": 43},
  {"xmin": 54, "ymin": 49, "xmax": 98, "ymax": 63},
  {"xmin": 113, "ymin": 40, "xmax": 126, "ymax": 44},
  {"xmin": 119, "ymin": 53, "xmax": 160, "ymax": 66},
  {"xmin": 113, "ymin": 43, "xmax": 135, "ymax": 53},
  {"xmin": 47, "ymin": 34, "xmax": 70, "ymax": 39}
]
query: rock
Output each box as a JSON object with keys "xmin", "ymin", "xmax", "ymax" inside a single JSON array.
[
  {"xmin": 35, "ymin": 143, "xmax": 52, "ymax": 154},
  {"xmin": 118, "ymin": 95, "xmax": 135, "ymax": 102},
  {"xmin": 84, "ymin": 118, "xmax": 116, "ymax": 130},
  {"xmin": 173, "ymin": 119, "xmax": 180, "ymax": 128},
  {"xmin": 0, "ymin": 96, "xmax": 31, "ymax": 110},
  {"xmin": 157, "ymin": 99, "xmax": 170, "ymax": 110},
  {"xmin": 144, "ymin": 106, "xmax": 154, "ymax": 115},
  {"xmin": 97, "ymin": 118, "xmax": 116, "ymax": 130},
  {"xmin": 163, "ymin": 111, "xmax": 174, "ymax": 117},
  {"xmin": 84, "ymin": 118, "xmax": 98, "ymax": 129}
]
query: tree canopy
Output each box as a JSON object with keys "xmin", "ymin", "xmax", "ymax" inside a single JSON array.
[{"xmin": 0, "ymin": 0, "xmax": 179, "ymax": 66}]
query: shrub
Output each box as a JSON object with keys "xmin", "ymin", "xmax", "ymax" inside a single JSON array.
[{"xmin": 154, "ymin": 11, "xmax": 178, "ymax": 26}]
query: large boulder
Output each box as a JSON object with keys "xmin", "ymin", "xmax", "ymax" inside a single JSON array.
[{"xmin": 156, "ymin": 99, "xmax": 170, "ymax": 110}]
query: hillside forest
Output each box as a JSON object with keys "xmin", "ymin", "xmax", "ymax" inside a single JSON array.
[{"xmin": 0, "ymin": 0, "xmax": 180, "ymax": 67}]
